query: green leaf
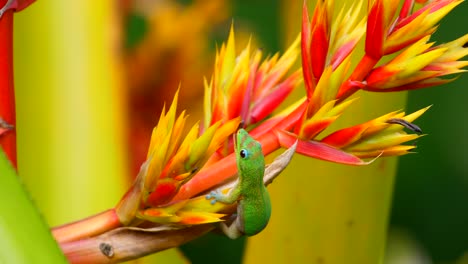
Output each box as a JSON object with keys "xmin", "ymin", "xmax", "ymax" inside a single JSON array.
[{"xmin": 0, "ymin": 151, "xmax": 66, "ymax": 263}]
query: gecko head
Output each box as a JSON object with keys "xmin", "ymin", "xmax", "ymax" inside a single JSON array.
[{"xmin": 235, "ymin": 129, "xmax": 264, "ymax": 164}]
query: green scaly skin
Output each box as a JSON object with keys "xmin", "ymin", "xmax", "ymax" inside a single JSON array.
[{"xmin": 206, "ymin": 129, "xmax": 270, "ymax": 239}]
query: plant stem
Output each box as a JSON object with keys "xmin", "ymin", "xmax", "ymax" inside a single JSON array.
[
  {"xmin": 60, "ymin": 225, "xmax": 214, "ymax": 264},
  {"xmin": 52, "ymin": 209, "xmax": 122, "ymax": 243},
  {"xmin": 0, "ymin": 2, "xmax": 16, "ymax": 167}
]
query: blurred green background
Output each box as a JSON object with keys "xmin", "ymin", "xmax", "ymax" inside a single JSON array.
[{"xmin": 390, "ymin": 2, "xmax": 468, "ymax": 261}]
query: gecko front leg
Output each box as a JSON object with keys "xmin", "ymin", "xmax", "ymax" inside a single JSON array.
[
  {"xmin": 205, "ymin": 186, "xmax": 240, "ymax": 205},
  {"xmin": 206, "ymin": 188, "xmax": 244, "ymax": 239}
]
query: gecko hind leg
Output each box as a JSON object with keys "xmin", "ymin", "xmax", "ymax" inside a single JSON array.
[{"xmin": 220, "ymin": 217, "xmax": 243, "ymax": 240}]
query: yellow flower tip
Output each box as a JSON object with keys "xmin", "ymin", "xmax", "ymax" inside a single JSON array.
[
  {"xmin": 351, "ymin": 145, "xmax": 417, "ymax": 159},
  {"xmin": 178, "ymin": 211, "xmax": 226, "ymax": 225},
  {"xmin": 325, "ymin": 105, "xmax": 428, "ymax": 158},
  {"xmin": 436, "ymin": 33, "xmax": 468, "ymax": 62},
  {"xmin": 186, "ymin": 122, "xmax": 221, "ymax": 170},
  {"xmin": 219, "ymin": 23, "xmax": 237, "ymax": 83},
  {"xmin": 207, "ymin": 117, "xmax": 241, "ymax": 154},
  {"xmin": 138, "ymin": 190, "xmax": 232, "ymax": 225},
  {"xmin": 401, "ymin": 105, "xmax": 432, "ymax": 123}
]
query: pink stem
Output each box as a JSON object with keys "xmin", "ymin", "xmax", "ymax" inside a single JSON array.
[
  {"xmin": 52, "ymin": 209, "xmax": 122, "ymax": 243},
  {"xmin": 0, "ymin": 2, "xmax": 16, "ymax": 167}
]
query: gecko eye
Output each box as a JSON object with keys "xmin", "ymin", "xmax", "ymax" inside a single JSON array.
[{"xmin": 240, "ymin": 149, "xmax": 249, "ymax": 159}]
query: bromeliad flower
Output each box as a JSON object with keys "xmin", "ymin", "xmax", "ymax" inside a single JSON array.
[
  {"xmin": 115, "ymin": 0, "xmax": 467, "ymax": 231},
  {"xmin": 52, "ymin": 0, "xmax": 467, "ymax": 262},
  {"xmin": 337, "ymin": 0, "xmax": 467, "ymax": 98},
  {"xmin": 116, "ymin": 92, "xmax": 241, "ymax": 225},
  {"xmin": 365, "ymin": 34, "xmax": 468, "ymax": 91},
  {"xmin": 266, "ymin": 0, "xmax": 466, "ymax": 166}
]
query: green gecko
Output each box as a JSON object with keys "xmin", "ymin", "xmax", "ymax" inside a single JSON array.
[{"xmin": 206, "ymin": 128, "xmax": 270, "ymax": 239}]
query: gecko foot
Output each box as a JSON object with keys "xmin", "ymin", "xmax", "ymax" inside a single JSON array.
[{"xmin": 205, "ymin": 190, "xmax": 222, "ymax": 205}]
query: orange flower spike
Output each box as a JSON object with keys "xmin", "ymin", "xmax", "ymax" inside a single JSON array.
[
  {"xmin": 205, "ymin": 26, "xmax": 300, "ymax": 129},
  {"xmin": 248, "ymin": 49, "xmax": 301, "ymax": 120},
  {"xmin": 366, "ymin": 0, "xmax": 385, "ymax": 58},
  {"xmin": 365, "ymin": 0, "xmax": 396, "ymax": 59},
  {"xmin": 324, "ymin": 107, "xmax": 430, "ymax": 158},
  {"xmin": 398, "ymin": 0, "xmax": 415, "ymax": 20},
  {"xmin": 187, "ymin": 119, "xmax": 238, "ymax": 170},
  {"xmin": 186, "ymin": 122, "xmax": 221, "ymax": 170},
  {"xmin": 166, "ymin": 111, "xmax": 187, "ymax": 159},
  {"xmin": 142, "ymin": 210, "xmax": 225, "ymax": 225},
  {"xmin": 301, "ymin": 0, "xmax": 335, "ymax": 95},
  {"xmin": 177, "ymin": 211, "xmax": 226, "ymax": 225},
  {"xmin": 277, "ymin": 130, "xmax": 371, "ymax": 165},
  {"xmin": 309, "ymin": 0, "xmax": 331, "ymax": 79},
  {"xmin": 427, "ymin": 34, "xmax": 468, "ymax": 76},
  {"xmin": 313, "ymin": 55, "xmax": 351, "ymax": 107},
  {"xmin": 329, "ymin": 0, "xmax": 366, "ymax": 69},
  {"xmin": 141, "ymin": 189, "xmax": 232, "ymax": 225},
  {"xmin": 205, "ymin": 28, "xmax": 244, "ymax": 127},
  {"xmin": 322, "ymin": 110, "xmax": 403, "ymax": 148},
  {"xmin": 338, "ymin": 0, "xmax": 398, "ymax": 92},
  {"xmin": 366, "ymin": 33, "xmax": 468, "ymax": 91},
  {"xmin": 250, "ymin": 70, "xmax": 302, "ymax": 124},
  {"xmin": 203, "ymin": 77, "xmax": 214, "ymax": 128},
  {"xmin": 239, "ymin": 51, "xmax": 261, "ymax": 125},
  {"xmin": 345, "ymin": 131, "xmax": 419, "ymax": 154},
  {"xmin": 139, "ymin": 200, "xmax": 189, "ymax": 220},
  {"xmin": 146, "ymin": 119, "xmax": 239, "ymax": 207},
  {"xmin": 302, "ymin": 1, "xmax": 315, "ymax": 96},
  {"xmin": 207, "ymin": 39, "xmax": 232, "ymax": 127},
  {"xmin": 385, "ymin": 0, "xmax": 463, "ymax": 54},
  {"xmin": 367, "ymin": 36, "xmax": 444, "ymax": 89},
  {"xmin": 350, "ymin": 145, "xmax": 417, "ymax": 159},
  {"xmin": 296, "ymin": 55, "xmax": 353, "ymax": 137},
  {"xmin": 374, "ymin": 106, "xmax": 430, "ymax": 136},
  {"xmin": 434, "ymin": 34, "xmax": 468, "ymax": 63},
  {"xmin": 299, "ymin": 98, "xmax": 357, "ymax": 140},
  {"xmin": 227, "ymin": 45, "xmax": 251, "ymax": 120},
  {"xmin": 144, "ymin": 126, "xmax": 198, "ymax": 206},
  {"xmin": 255, "ymin": 36, "xmax": 300, "ymax": 95},
  {"xmin": 159, "ymin": 123, "xmax": 199, "ymax": 180},
  {"xmin": 145, "ymin": 92, "xmax": 180, "ymax": 189},
  {"xmin": 139, "ymin": 201, "xmax": 227, "ymax": 225},
  {"xmin": 206, "ymin": 117, "xmax": 241, "ymax": 157},
  {"xmin": 218, "ymin": 26, "xmax": 237, "ymax": 90}
]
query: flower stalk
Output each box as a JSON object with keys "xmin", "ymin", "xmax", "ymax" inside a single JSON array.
[
  {"xmin": 0, "ymin": 0, "xmax": 36, "ymax": 168},
  {"xmin": 0, "ymin": 0, "xmax": 16, "ymax": 167}
]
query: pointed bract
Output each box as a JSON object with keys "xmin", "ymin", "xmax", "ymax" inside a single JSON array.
[{"xmin": 204, "ymin": 26, "xmax": 301, "ymax": 131}]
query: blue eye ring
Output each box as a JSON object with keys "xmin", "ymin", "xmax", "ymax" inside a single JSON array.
[{"xmin": 240, "ymin": 149, "xmax": 249, "ymax": 159}]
